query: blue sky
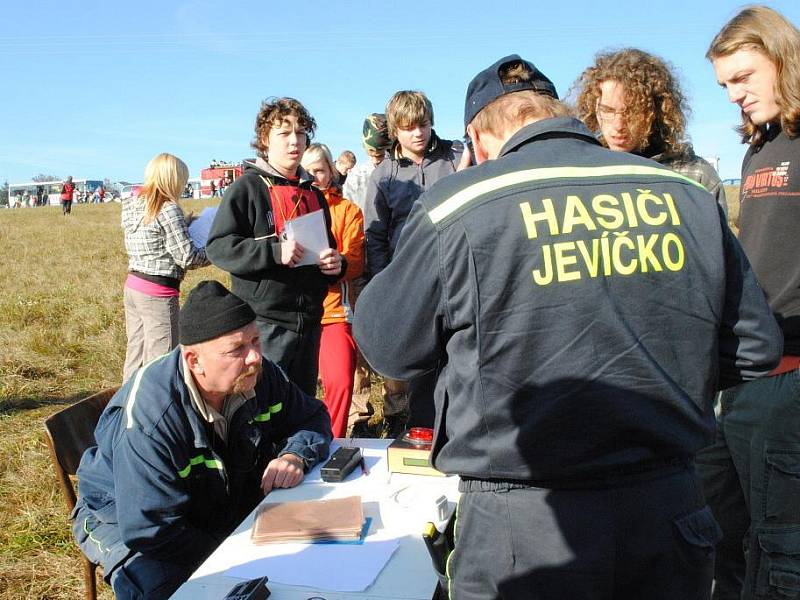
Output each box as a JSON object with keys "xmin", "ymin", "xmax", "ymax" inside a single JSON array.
[{"xmin": 2, "ymin": 0, "xmax": 799, "ymax": 184}]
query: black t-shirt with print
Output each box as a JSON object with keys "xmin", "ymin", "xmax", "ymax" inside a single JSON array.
[{"xmin": 740, "ymin": 125, "xmax": 800, "ymax": 354}]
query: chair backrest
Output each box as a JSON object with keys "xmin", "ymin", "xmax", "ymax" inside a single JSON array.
[{"xmin": 43, "ymin": 387, "xmax": 117, "ymax": 511}]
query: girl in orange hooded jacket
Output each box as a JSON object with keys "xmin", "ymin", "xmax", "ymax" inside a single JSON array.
[{"xmin": 302, "ymin": 144, "xmax": 365, "ymax": 437}]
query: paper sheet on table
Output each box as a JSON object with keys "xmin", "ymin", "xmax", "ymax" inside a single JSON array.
[
  {"xmin": 225, "ymin": 538, "xmax": 400, "ymax": 592},
  {"xmin": 187, "ymin": 207, "xmax": 218, "ymax": 249},
  {"xmin": 281, "ymin": 209, "xmax": 328, "ymax": 266}
]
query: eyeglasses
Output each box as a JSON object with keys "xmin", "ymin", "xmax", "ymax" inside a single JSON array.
[{"xmin": 596, "ymin": 102, "xmax": 628, "ymax": 123}]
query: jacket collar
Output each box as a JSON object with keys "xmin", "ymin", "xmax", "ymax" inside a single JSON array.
[
  {"xmin": 643, "ymin": 143, "xmax": 696, "ymax": 164},
  {"xmin": 247, "ymin": 157, "xmax": 314, "ymax": 187},
  {"xmin": 391, "ymin": 130, "xmax": 445, "ymax": 163},
  {"xmin": 498, "ymin": 117, "xmax": 600, "ymax": 157},
  {"xmin": 174, "ymin": 351, "xmax": 211, "ymax": 449}
]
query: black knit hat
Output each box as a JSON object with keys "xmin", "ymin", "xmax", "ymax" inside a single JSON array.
[
  {"xmin": 464, "ymin": 54, "xmax": 558, "ymax": 129},
  {"xmin": 179, "ymin": 280, "xmax": 256, "ymax": 345}
]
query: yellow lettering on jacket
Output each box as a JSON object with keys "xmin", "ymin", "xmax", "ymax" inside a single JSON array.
[{"xmin": 520, "ymin": 189, "xmax": 686, "ymax": 285}]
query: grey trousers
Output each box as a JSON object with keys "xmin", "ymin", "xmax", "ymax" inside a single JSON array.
[
  {"xmin": 122, "ymin": 287, "xmax": 179, "ymax": 382},
  {"xmin": 448, "ymin": 466, "xmax": 720, "ymax": 600}
]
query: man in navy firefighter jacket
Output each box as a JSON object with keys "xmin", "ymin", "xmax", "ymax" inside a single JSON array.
[
  {"xmin": 72, "ymin": 280, "xmax": 332, "ymax": 600},
  {"xmin": 354, "ymin": 55, "xmax": 782, "ymax": 599}
]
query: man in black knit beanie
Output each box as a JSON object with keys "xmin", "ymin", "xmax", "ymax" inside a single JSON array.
[{"xmin": 72, "ymin": 280, "xmax": 332, "ymax": 600}]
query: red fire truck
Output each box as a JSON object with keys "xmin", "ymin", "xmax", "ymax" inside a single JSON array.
[{"xmin": 200, "ymin": 161, "xmax": 243, "ymax": 197}]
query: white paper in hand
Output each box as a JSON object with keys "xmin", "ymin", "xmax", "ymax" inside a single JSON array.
[{"xmin": 281, "ymin": 209, "xmax": 328, "ymax": 267}]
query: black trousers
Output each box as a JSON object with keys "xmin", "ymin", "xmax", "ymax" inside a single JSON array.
[
  {"xmin": 255, "ymin": 319, "xmax": 321, "ymax": 397},
  {"xmin": 448, "ymin": 465, "xmax": 720, "ymax": 600}
]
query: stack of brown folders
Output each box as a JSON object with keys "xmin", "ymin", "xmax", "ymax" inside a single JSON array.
[{"xmin": 251, "ymin": 495, "xmax": 364, "ymax": 544}]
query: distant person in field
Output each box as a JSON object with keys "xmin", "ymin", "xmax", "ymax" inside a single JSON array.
[
  {"xmin": 574, "ymin": 48, "xmax": 728, "ymax": 219},
  {"xmin": 121, "ymin": 153, "xmax": 209, "ymax": 383},
  {"xmin": 301, "ymin": 142, "xmax": 365, "ymax": 437},
  {"xmin": 210, "ymin": 179, "xmax": 217, "ymax": 198},
  {"xmin": 60, "ymin": 176, "xmax": 75, "ymax": 215},
  {"xmin": 335, "ymin": 150, "xmax": 356, "ymax": 186},
  {"xmin": 206, "ymin": 97, "xmax": 344, "ymax": 396},
  {"xmin": 218, "ymin": 176, "xmax": 226, "ymax": 197},
  {"xmin": 695, "ymin": 7, "xmax": 800, "ymax": 599},
  {"xmin": 73, "ymin": 281, "xmax": 332, "ymax": 600}
]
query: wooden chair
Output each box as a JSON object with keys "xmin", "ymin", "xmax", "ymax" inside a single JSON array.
[{"xmin": 44, "ymin": 387, "xmax": 117, "ymax": 600}]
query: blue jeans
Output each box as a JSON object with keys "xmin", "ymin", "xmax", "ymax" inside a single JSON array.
[
  {"xmin": 109, "ymin": 553, "xmax": 192, "ymax": 600},
  {"xmin": 73, "ymin": 507, "xmax": 193, "ymax": 600},
  {"xmin": 696, "ymin": 369, "xmax": 800, "ymax": 600}
]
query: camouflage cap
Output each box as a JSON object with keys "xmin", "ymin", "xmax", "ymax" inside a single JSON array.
[{"xmin": 362, "ymin": 113, "xmax": 391, "ymax": 151}]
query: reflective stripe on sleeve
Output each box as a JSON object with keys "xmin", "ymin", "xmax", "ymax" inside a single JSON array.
[
  {"xmin": 251, "ymin": 403, "xmax": 283, "ymax": 423},
  {"xmin": 177, "ymin": 454, "xmax": 224, "ymax": 478}
]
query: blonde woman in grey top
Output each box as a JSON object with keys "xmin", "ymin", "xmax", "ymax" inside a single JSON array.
[{"xmin": 121, "ymin": 153, "xmax": 208, "ymax": 382}]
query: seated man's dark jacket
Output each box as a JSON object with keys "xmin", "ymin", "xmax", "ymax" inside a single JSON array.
[
  {"xmin": 73, "ymin": 347, "xmax": 332, "ymax": 573},
  {"xmin": 354, "ymin": 117, "xmax": 782, "ymax": 484}
]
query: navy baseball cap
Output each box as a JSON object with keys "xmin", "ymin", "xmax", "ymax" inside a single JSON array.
[{"xmin": 464, "ymin": 54, "xmax": 558, "ymax": 129}]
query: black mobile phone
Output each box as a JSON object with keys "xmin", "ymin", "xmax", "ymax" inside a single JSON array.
[
  {"xmin": 462, "ymin": 135, "xmax": 475, "ymax": 166},
  {"xmin": 320, "ymin": 446, "xmax": 362, "ymax": 482},
  {"xmin": 224, "ymin": 576, "xmax": 270, "ymax": 599}
]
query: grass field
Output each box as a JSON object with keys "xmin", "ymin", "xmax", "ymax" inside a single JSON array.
[
  {"xmin": 0, "ymin": 200, "xmax": 231, "ymax": 599},
  {"xmin": 0, "ymin": 187, "xmax": 740, "ymax": 599}
]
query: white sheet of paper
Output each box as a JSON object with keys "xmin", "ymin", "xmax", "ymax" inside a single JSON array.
[
  {"xmin": 224, "ymin": 538, "xmax": 400, "ymax": 592},
  {"xmin": 282, "ymin": 209, "xmax": 328, "ymax": 266}
]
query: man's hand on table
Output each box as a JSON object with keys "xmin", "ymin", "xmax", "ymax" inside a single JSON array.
[{"xmin": 261, "ymin": 453, "xmax": 305, "ymax": 494}]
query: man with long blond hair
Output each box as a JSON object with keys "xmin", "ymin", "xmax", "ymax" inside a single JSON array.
[
  {"xmin": 574, "ymin": 48, "xmax": 728, "ymax": 218},
  {"xmin": 121, "ymin": 152, "xmax": 208, "ymax": 382},
  {"xmin": 355, "ymin": 54, "xmax": 781, "ymax": 599},
  {"xmin": 695, "ymin": 7, "xmax": 800, "ymax": 599}
]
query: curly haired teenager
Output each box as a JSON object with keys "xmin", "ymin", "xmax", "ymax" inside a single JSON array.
[
  {"xmin": 206, "ymin": 98, "xmax": 344, "ymax": 395},
  {"xmin": 574, "ymin": 48, "xmax": 728, "ymax": 218}
]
